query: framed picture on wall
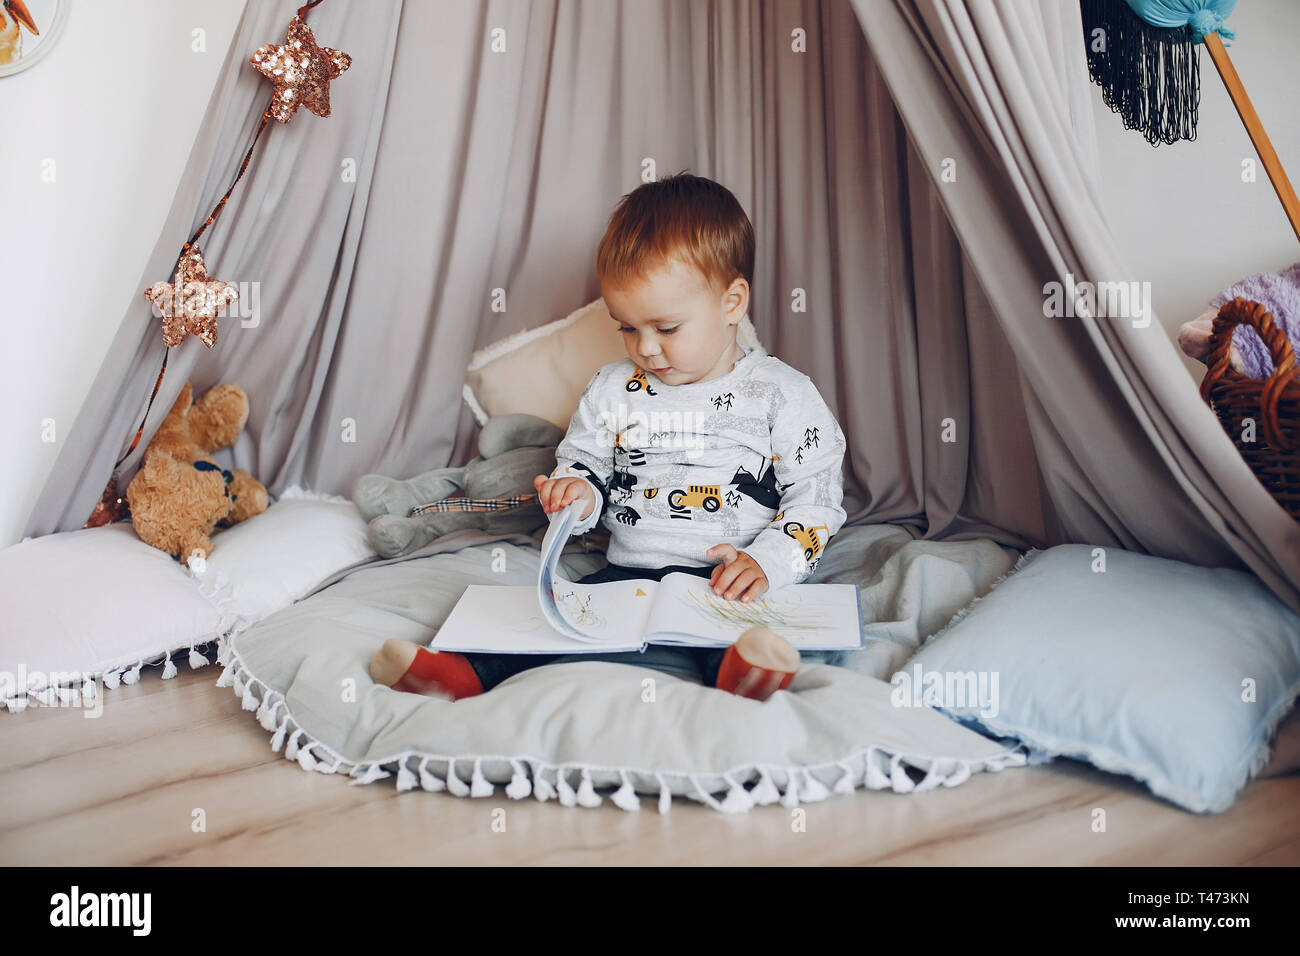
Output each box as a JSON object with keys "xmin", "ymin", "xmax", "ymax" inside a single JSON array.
[{"xmin": 0, "ymin": 0, "xmax": 69, "ymax": 77}]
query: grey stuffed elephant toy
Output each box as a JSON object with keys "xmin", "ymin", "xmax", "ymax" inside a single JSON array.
[{"xmin": 353, "ymin": 413, "xmax": 567, "ymax": 558}]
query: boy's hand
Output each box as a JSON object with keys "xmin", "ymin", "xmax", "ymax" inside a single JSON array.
[
  {"xmin": 706, "ymin": 544, "xmax": 769, "ymax": 602},
  {"xmin": 534, "ymin": 474, "xmax": 596, "ymax": 520}
]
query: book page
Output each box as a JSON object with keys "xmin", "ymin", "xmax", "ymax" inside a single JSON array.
[
  {"xmin": 537, "ymin": 501, "xmax": 659, "ymax": 644},
  {"xmin": 643, "ymin": 572, "xmax": 864, "ymax": 650},
  {"xmin": 431, "ymin": 586, "xmax": 646, "ymax": 654}
]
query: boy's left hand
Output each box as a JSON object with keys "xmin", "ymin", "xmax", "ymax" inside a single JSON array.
[{"xmin": 706, "ymin": 544, "xmax": 769, "ymax": 602}]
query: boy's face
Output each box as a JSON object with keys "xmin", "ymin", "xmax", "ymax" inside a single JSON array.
[{"xmin": 601, "ymin": 257, "xmax": 748, "ymax": 386}]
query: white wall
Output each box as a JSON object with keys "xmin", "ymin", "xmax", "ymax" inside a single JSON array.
[
  {"xmin": 0, "ymin": 0, "xmax": 246, "ymax": 546},
  {"xmin": 2, "ymin": 0, "xmax": 1298, "ymax": 547},
  {"xmin": 1090, "ymin": 0, "xmax": 1300, "ymax": 377}
]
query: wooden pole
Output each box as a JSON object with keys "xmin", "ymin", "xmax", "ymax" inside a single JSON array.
[{"xmin": 1203, "ymin": 31, "xmax": 1300, "ymax": 245}]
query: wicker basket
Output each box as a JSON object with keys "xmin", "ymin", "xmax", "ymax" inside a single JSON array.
[{"xmin": 1199, "ymin": 297, "xmax": 1300, "ymax": 519}]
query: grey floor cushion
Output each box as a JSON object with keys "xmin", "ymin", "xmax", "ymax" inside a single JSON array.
[{"xmin": 220, "ymin": 527, "xmax": 1025, "ymax": 812}]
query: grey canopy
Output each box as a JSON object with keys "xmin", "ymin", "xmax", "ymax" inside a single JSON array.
[{"xmin": 26, "ymin": 0, "xmax": 1299, "ymax": 610}]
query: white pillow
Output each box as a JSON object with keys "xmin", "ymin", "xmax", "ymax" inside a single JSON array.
[
  {"xmin": 191, "ymin": 486, "xmax": 376, "ymax": 633},
  {"xmin": 0, "ymin": 488, "xmax": 377, "ymax": 714},
  {"xmin": 0, "ymin": 523, "xmax": 233, "ymax": 713},
  {"xmin": 462, "ymin": 298, "xmax": 767, "ymax": 429}
]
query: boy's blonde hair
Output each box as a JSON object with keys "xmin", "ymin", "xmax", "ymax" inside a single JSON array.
[{"xmin": 596, "ymin": 172, "xmax": 754, "ymax": 298}]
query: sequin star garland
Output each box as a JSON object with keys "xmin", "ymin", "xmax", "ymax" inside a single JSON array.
[
  {"xmin": 250, "ymin": 13, "xmax": 352, "ymax": 123},
  {"xmin": 86, "ymin": 0, "xmax": 350, "ymax": 528},
  {"xmin": 144, "ymin": 246, "xmax": 238, "ymax": 349}
]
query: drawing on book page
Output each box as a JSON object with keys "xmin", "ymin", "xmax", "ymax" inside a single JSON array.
[
  {"xmin": 683, "ymin": 587, "xmax": 831, "ymax": 632},
  {"xmin": 557, "ymin": 589, "xmax": 606, "ymax": 630}
]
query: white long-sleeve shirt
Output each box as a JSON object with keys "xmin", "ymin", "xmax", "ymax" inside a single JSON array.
[{"xmin": 548, "ymin": 345, "xmax": 848, "ymax": 592}]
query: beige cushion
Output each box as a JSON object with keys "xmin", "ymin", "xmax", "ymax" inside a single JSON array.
[{"xmin": 462, "ymin": 298, "xmax": 767, "ymax": 430}]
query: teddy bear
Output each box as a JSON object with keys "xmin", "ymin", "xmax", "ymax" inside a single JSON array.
[
  {"xmin": 353, "ymin": 413, "xmax": 567, "ymax": 558},
  {"xmin": 126, "ymin": 382, "xmax": 268, "ymax": 566}
]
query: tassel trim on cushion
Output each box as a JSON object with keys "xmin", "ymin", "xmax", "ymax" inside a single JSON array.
[
  {"xmin": 216, "ymin": 643, "xmax": 1028, "ymax": 814},
  {"xmin": 2, "ymin": 637, "xmax": 228, "ymax": 715}
]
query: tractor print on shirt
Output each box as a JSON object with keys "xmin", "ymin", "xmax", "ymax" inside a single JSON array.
[
  {"xmin": 625, "ymin": 368, "xmax": 658, "ymax": 395},
  {"xmin": 783, "ymin": 521, "xmax": 829, "ymax": 561},
  {"xmin": 667, "ymin": 485, "xmax": 723, "ymax": 519}
]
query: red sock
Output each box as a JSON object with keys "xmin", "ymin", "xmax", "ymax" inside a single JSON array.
[
  {"xmin": 392, "ymin": 647, "xmax": 484, "ymax": 700},
  {"xmin": 716, "ymin": 643, "xmax": 796, "ymax": 700}
]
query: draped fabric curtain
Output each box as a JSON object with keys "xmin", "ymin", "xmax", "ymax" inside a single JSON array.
[
  {"xmin": 854, "ymin": 0, "xmax": 1300, "ymax": 608},
  {"xmin": 25, "ymin": 0, "xmax": 1299, "ymax": 610}
]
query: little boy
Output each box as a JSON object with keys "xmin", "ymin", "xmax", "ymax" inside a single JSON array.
[{"xmin": 373, "ymin": 173, "xmax": 847, "ymax": 701}]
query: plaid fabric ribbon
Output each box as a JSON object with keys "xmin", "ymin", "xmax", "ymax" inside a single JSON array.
[{"xmin": 407, "ymin": 492, "xmax": 539, "ymax": 517}]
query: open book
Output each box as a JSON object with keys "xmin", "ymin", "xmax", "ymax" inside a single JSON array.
[{"xmin": 430, "ymin": 501, "xmax": 863, "ymax": 654}]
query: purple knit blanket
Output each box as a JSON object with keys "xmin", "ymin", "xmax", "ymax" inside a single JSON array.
[{"xmin": 1208, "ymin": 260, "xmax": 1300, "ymax": 380}]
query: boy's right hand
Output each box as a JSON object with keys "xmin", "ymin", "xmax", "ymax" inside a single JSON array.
[{"xmin": 534, "ymin": 474, "xmax": 596, "ymax": 520}]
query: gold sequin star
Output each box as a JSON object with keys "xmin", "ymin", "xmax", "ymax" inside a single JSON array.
[
  {"xmin": 143, "ymin": 246, "xmax": 238, "ymax": 349},
  {"xmin": 250, "ymin": 15, "xmax": 351, "ymax": 123}
]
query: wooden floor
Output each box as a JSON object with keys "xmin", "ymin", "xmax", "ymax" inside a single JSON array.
[{"xmin": 3, "ymin": 665, "xmax": 1297, "ymax": 866}]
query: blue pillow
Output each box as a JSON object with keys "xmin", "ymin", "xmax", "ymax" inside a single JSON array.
[{"xmin": 900, "ymin": 544, "xmax": 1300, "ymax": 813}]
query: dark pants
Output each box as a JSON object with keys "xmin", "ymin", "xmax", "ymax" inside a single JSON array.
[{"xmin": 463, "ymin": 563, "xmax": 728, "ymax": 691}]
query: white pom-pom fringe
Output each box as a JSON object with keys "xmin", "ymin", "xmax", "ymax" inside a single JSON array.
[
  {"xmin": 350, "ymin": 763, "xmax": 391, "ymax": 786},
  {"xmin": 780, "ymin": 772, "xmax": 801, "ymax": 808},
  {"xmin": 889, "ymin": 754, "xmax": 915, "ymax": 793},
  {"xmin": 576, "ymin": 768, "xmax": 602, "ymax": 808},
  {"xmin": 506, "ymin": 759, "xmax": 532, "ymax": 800},
  {"xmin": 418, "ymin": 758, "xmax": 445, "ymax": 792},
  {"xmin": 752, "ymin": 768, "xmax": 781, "ymax": 805},
  {"xmin": 269, "ymin": 715, "xmax": 289, "ymax": 752},
  {"xmin": 943, "ymin": 762, "xmax": 972, "ymax": 788},
  {"xmin": 611, "ymin": 771, "xmax": 640, "ymax": 812},
  {"xmin": 800, "ymin": 768, "xmax": 831, "ymax": 802},
  {"xmin": 719, "ymin": 775, "xmax": 755, "ymax": 814},
  {"xmin": 297, "ymin": 743, "xmax": 319, "ymax": 771},
  {"xmin": 533, "ymin": 766, "xmax": 556, "ymax": 803},
  {"xmin": 865, "ymin": 749, "xmax": 891, "ymax": 789},
  {"xmin": 445, "ymin": 760, "xmax": 470, "ymax": 797},
  {"xmin": 555, "ymin": 767, "xmax": 577, "ymax": 807},
  {"xmin": 833, "ymin": 762, "xmax": 857, "ymax": 796},
  {"xmin": 470, "ymin": 758, "xmax": 494, "ymax": 798}
]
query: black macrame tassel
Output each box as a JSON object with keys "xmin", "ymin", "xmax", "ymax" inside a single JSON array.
[{"xmin": 1081, "ymin": 0, "xmax": 1201, "ymax": 146}]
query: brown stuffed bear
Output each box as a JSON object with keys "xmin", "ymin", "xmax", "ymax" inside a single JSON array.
[{"xmin": 126, "ymin": 382, "xmax": 268, "ymax": 566}]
